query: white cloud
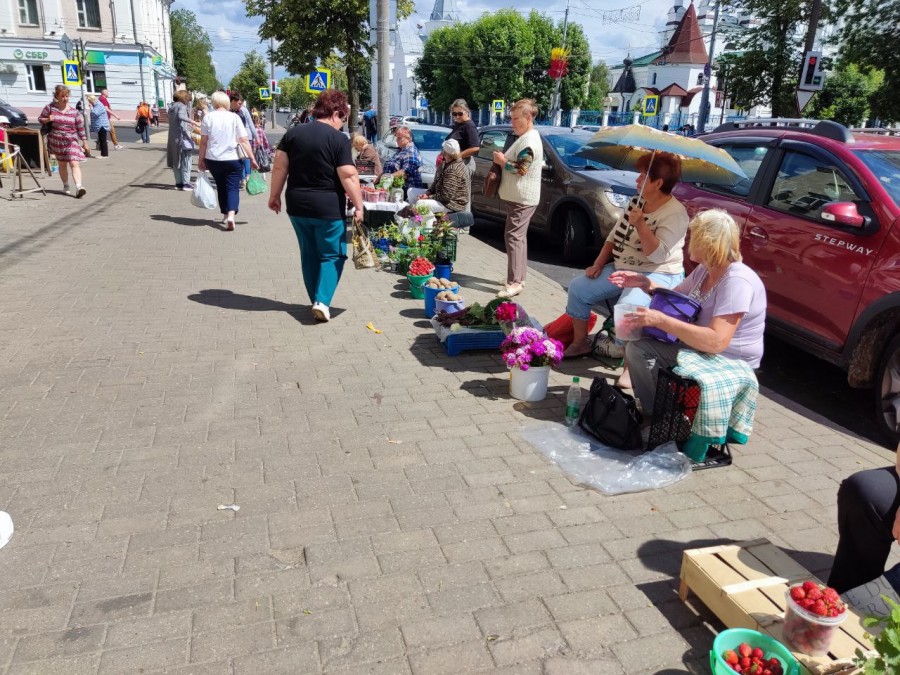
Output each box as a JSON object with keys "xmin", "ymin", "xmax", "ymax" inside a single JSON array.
[{"xmin": 216, "ymin": 27, "xmax": 232, "ymax": 42}]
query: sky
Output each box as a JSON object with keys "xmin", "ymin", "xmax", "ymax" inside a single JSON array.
[{"xmin": 173, "ymin": 0, "xmax": 678, "ymax": 86}]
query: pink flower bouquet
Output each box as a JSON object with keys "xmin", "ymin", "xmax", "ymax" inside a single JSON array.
[{"xmin": 500, "ymin": 327, "xmax": 564, "ymax": 370}]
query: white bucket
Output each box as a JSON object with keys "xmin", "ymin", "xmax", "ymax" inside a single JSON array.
[
  {"xmin": 509, "ymin": 366, "xmax": 551, "ymax": 402},
  {"xmin": 613, "ymin": 303, "xmax": 643, "ymax": 341}
]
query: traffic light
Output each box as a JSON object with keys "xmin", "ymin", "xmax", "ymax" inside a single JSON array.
[{"xmin": 799, "ymin": 50, "xmax": 824, "ymax": 91}]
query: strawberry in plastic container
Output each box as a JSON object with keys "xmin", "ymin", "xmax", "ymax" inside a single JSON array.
[{"xmin": 783, "ymin": 580, "xmax": 847, "ymax": 656}]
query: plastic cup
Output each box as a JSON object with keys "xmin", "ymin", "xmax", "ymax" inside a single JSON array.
[
  {"xmin": 614, "ymin": 303, "xmax": 643, "ymax": 341},
  {"xmin": 782, "ymin": 586, "xmax": 847, "ymax": 656}
]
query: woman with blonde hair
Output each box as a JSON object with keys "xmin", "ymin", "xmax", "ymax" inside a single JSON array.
[
  {"xmin": 87, "ymin": 93, "xmax": 111, "ymax": 158},
  {"xmin": 198, "ymin": 90, "xmax": 258, "ymax": 230},
  {"xmin": 492, "ymin": 98, "xmax": 543, "ymax": 298},
  {"xmin": 39, "ymin": 84, "xmax": 89, "ymax": 197},
  {"xmin": 609, "ymin": 209, "xmax": 767, "ymax": 420},
  {"xmin": 444, "ymin": 98, "xmax": 479, "ymax": 175},
  {"xmin": 351, "ymin": 133, "xmax": 381, "ymax": 176},
  {"xmin": 167, "ymin": 89, "xmax": 201, "ymax": 190}
]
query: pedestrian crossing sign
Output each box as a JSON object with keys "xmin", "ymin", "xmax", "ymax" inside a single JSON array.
[
  {"xmin": 259, "ymin": 87, "xmax": 272, "ymax": 101},
  {"xmin": 493, "ymin": 99, "xmax": 504, "ymax": 113},
  {"xmin": 62, "ymin": 59, "xmax": 81, "ymax": 86},
  {"xmin": 642, "ymin": 95, "xmax": 659, "ymax": 116},
  {"xmin": 306, "ymin": 68, "xmax": 331, "ymax": 94}
]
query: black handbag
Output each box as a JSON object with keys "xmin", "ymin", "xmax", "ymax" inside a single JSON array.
[
  {"xmin": 40, "ymin": 121, "xmax": 52, "ymax": 135},
  {"xmin": 578, "ymin": 377, "xmax": 644, "ymax": 450}
]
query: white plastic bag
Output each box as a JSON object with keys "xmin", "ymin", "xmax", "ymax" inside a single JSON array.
[
  {"xmin": 0, "ymin": 511, "xmax": 13, "ymax": 549},
  {"xmin": 520, "ymin": 425, "xmax": 691, "ymax": 495},
  {"xmin": 191, "ymin": 172, "xmax": 217, "ymax": 210}
]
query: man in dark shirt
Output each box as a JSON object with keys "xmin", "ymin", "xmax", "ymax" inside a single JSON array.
[{"xmin": 363, "ymin": 104, "xmax": 377, "ymax": 142}]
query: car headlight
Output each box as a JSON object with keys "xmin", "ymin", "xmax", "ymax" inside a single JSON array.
[{"xmin": 604, "ymin": 190, "xmax": 631, "ymax": 208}]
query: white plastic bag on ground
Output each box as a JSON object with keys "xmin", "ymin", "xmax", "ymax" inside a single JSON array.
[
  {"xmin": 191, "ymin": 172, "xmax": 217, "ymax": 210},
  {"xmin": 0, "ymin": 511, "xmax": 13, "ymax": 549},
  {"xmin": 520, "ymin": 424, "xmax": 691, "ymax": 495}
]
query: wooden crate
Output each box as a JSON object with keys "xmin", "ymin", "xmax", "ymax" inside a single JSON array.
[{"xmin": 679, "ymin": 538, "xmax": 873, "ymax": 675}]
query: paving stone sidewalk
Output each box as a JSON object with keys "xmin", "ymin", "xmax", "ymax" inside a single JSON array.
[{"xmin": 0, "ymin": 145, "xmax": 894, "ymax": 674}]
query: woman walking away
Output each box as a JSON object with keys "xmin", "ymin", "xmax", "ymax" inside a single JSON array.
[
  {"xmin": 87, "ymin": 94, "xmax": 110, "ymax": 158},
  {"xmin": 198, "ymin": 91, "xmax": 258, "ymax": 230},
  {"xmin": 39, "ymin": 85, "xmax": 89, "ymax": 198},
  {"xmin": 268, "ymin": 89, "xmax": 364, "ymax": 323},
  {"xmin": 135, "ymin": 101, "xmax": 151, "ymax": 143},
  {"xmin": 493, "ymin": 98, "xmax": 543, "ymax": 299},
  {"xmin": 167, "ymin": 90, "xmax": 201, "ymax": 190},
  {"xmin": 150, "ymin": 102, "xmax": 159, "ymax": 127}
]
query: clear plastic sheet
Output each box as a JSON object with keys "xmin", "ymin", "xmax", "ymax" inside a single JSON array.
[{"xmin": 520, "ymin": 425, "xmax": 692, "ymax": 495}]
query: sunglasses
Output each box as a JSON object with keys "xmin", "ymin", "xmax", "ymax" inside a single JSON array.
[{"xmin": 451, "ymin": 112, "xmax": 465, "ymax": 117}]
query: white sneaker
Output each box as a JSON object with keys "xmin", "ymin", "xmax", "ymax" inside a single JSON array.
[
  {"xmin": 115, "ymin": 145, "xmax": 123, "ymax": 150},
  {"xmin": 63, "ymin": 184, "xmax": 71, "ymax": 195},
  {"xmin": 312, "ymin": 302, "xmax": 330, "ymax": 322},
  {"xmin": 592, "ymin": 333, "xmax": 625, "ymax": 359}
]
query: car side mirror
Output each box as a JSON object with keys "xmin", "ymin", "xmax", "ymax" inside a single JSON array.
[{"xmin": 821, "ymin": 202, "xmax": 867, "ymax": 228}]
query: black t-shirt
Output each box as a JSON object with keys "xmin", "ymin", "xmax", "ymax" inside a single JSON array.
[
  {"xmin": 277, "ymin": 121, "xmax": 353, "ymax": 219},
  {"xmin": 445, "ymin": 120, "xmax": 479, "ymax": 153}
]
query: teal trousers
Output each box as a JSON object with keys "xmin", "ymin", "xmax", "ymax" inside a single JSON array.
[{"xmin": 289, "ymin": 216, "xmax": 347, "ymax": 306}]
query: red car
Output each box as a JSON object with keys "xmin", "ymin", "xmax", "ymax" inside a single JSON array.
[{"xmin": 674, "ymin": 119, "xmax": 900, "ymax": 445}]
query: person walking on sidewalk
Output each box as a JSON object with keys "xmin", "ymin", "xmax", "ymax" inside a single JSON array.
[
  {"xmin": 87, "ymin": 94, "xmax": 110, "ymax": 158},
  {"xmin": 229, "ymin": 92, "xmax": 257, "ymax": 189},
  {"xmin": 167, "ymin": 90, "xmax": 201, "ymax": 190},
  {"xmin": 98, "ymin": 89, "xmax": 122, "ymax": 149},
  {"xmin": 150, "ymin": 102, "xmax": 159, "ymax": 127},
  {"xmin": 267, "ymin": 89, "xmax": 364, "ymax": 323},
  {"xmin": 39, "ymin": 85, "xmax": 89, "ymax": 198},
  {"xmin": 493, "ymin": 98, "xmax": 542, "ymax": 299},
  {"xmin": 135, "ymin": 102, "xmax": 151, "ymax": 143},
  {"xmin": 198, "ymin": 91, "xmax": 258, "ymax": 231}
]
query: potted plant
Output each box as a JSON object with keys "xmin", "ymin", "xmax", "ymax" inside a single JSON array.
[
  {"xmin": 500, "ymin": 327, "xmax": 564, "ymax": 402},
  {"xmin": 390, "ymin": 175, "xmax": 405, "ymax": 203}
]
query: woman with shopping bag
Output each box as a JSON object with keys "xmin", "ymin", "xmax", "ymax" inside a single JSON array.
[{"xmin": 197, "ymin": 91, "xmax": 258, "ymax": 230}]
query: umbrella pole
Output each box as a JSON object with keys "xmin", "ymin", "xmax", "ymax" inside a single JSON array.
[{"xmin": 636, "ymin": 149, "xmax": 656, "ymax": 207}]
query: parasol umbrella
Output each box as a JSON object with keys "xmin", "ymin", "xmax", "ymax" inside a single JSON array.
[{"xmin": 575, "ymin": 124, "xmax": 748, "ymax": 188}]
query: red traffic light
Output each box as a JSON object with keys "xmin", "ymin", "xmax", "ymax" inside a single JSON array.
[{"xmin": 808, "ymin": 56, "xmax": 817, "ymax": 65}]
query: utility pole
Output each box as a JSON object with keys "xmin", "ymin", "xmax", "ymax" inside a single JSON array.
[
  {"xmin": 549, "ymin": 0, "xmax": 570, "ymax": 127},
  {"xmin": 796, "ymin": 0, "xmax": 823, "ymax": 115},
  {"xmin": 270, "ymin": 37, "xmax": 275, "ymax": 130},
  {"xmin": 696, "ymin": 0, "xmax": 720, "ymax": 133},
  {"xmin": 76, "ymin": 38, "xmax": 90, "ymax": 144},
  {"xmin": 376, "ymin": 0, "xmax": 390, "ymax": 140}
]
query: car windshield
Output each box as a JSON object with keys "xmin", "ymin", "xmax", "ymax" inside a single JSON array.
[
  {"xmin": 409, "ymin": 129, "xmax": 446, "ymax": 151},
  {"xmin": 545, "ymin": 133, "xmax": 612, "ymax": 170},
  {"xmin": 853, "ymin": 150, "xmax": 900, "ymax": 207}
]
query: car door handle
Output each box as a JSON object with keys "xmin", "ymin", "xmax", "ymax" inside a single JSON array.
[{"xmin": 747, "ymin": 226, "xmax": 768, "ymax": 242}]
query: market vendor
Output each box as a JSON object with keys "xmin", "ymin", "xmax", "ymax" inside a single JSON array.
[
  {"xmin": 378, "ymin": 126, "xmax": 423, "ymax": 198},
  {"xmin": 414, "ymin": 139, "xmax": 469, "ymax": 216}
]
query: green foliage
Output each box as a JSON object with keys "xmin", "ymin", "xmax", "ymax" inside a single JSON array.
[
  {"xmin": 854, "ymin": 595, "xmax": 900, "ymax": 674},
  {"xmin": 725, "ymin": 0, "xmax": 829, "ymax": 116},
  {"xmin": 245, "ymin": 0, "xmax": 410, "ymax": 136},
  {"xmin": 228, "ymin": 51, "xmax": 269, "ymax": 111},
  {"xmin": 170, "ymin": 9, "xmax": 220, "ymax": 94},
  {"xmin": 416, "ymin": 11, "xmax": 591, "ymax": 114},
  {"xmin": 278, "ymin": 77, "xmax": 316, "ymax": 113},
  {"xmin": 808, "ymin": 64, "xmax": 883, "ymax": 127},
  {"xmin": 836, "ymin": 0, "xmax": 900, "ymax": 123},
  {"xmin": 584, "ymin": 63, "xmax": 611, "ymax": 110}
]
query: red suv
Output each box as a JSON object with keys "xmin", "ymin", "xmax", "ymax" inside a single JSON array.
[{"xmin": 673, "ymin": 120, "xmax": 900, "ymax": 445}]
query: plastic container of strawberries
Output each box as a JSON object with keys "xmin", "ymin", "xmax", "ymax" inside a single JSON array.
[
  {"xmin": 782, "ymin": 586, "xmax": 847, "ymax": 656},
  {"xmin": 709, "ymin": 628, "xmax": 798, "ymax": 675}
]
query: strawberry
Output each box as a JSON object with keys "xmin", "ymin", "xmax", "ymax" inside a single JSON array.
[
  {"xmin": 724, "ymin": 650, "xmax": 739, "ymax": 666},
  {"xmin": 812, "ymin": 599, "xmax": 828, "ymax": 616},
  {"xmin": 789, "ymin": 586, "xmax": 806, "ymax": 601},
  {"xmin": 739, "ymin": 643, "xmax": 752, "ymax": 658},
  {"xmin": 802, "ymin": 580, "xmax": 818, "ymax": 593},
  {"xmin": 823, "ymin": 587, "xmax": 840, "ymax": 603},
  {"xmin": 741, "ymin": 657, "xmax": 752, "ymax": 669},
  {"xmin": 752, "ymin": 647, "xmax": 764, "ymax": 660},
  {"xmin": 805, "ymin": 585, "xmax": 822, "ymax": 601}
]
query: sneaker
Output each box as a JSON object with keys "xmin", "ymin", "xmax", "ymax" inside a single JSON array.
[
  {"xmin": 115, "ymin": 145, "xmax": 123, "ymax": 150},
  {"xmin": 497, "ymin": 283, "xmax": 523, "ymax": 299},
  {"xmin": 63, "ymin": 184, "xmax": 71, "ymax": 195},
  {"xmin": 75, "ymin": 186, "xmax": 86, "ymax": 199},
  {"xmin": 312, "ymin": 302, "xmax": 330, "ymax": 322},
  {"xmin": 592, "ymin": 333, "xmax": 625, "ymax": 359},
  {"xmin": 181, "ymin": 184, "xmax": 193, "ymax": 191}
]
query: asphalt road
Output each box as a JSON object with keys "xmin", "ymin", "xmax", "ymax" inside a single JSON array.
[{"xmin": 469, "ymin": 217, "xmax": 882, "ymax": 448}]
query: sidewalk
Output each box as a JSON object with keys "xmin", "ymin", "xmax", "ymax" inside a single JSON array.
[{"xmin": 0, "ymin": 146, "xmax": 893, "ymax": 674}]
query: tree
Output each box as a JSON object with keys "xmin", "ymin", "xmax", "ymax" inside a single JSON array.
[
  {"xmin": 229, "ymin": 51, "xmax": 269, "ymax": 111},
  {"xmin": 584, "ymin": 63, "xmax": 610, "ymax": 110},
  {"xmin": 278, "ymin": 77, "xmax": 316, "ymax": 112},
  {"xmin": 245, "ymin": 0, "xmax": 412, "ymax": 136},
  {"xmin": 170, "ymin": 9, "xmax": 220, "ymax": 94},
  {"xmin": 463, "ymin": 11, "xmax": 536, "ymax": 107},
  {"xmin": 558, "ymin": 23, "xmax": 590, "ymax": 111},
  {"xmin": 836, "ymin": 0, "xmax": 900, "ymax": 123},
  {"xmin": 725, "ymin": 0, "xmax": 828, "ymax": 116},
  {"xmin": 808, "ymin": 64, "xmax": 883, "ymax": 127},
  {"xmin": 415, "ymin": 25, "xmax": 474, "ymax": 112}
]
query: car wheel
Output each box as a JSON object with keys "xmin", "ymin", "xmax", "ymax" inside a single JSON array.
[
  {"xmin": 562, "ymin": 209, "xmax": 589, "ymax": 264},
  {"xmin": 875, "ymin": 333, "xmax": 900, "ymax": 448}
]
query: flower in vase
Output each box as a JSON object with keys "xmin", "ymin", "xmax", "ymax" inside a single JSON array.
[{"xmin": 499, "ymin": 327, "xmax": 564, "ymax": 370}]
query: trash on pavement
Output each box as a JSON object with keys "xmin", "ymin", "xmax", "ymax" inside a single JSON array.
[
  {"xmin": 217, "ymin": 504, "xmax": 240, "ymax": 512},
  {"xmin": 366, "ymin": 322, "xmax": 383, "ymax": 334},
  {"xmin": 0, "ymin": 512, "xmax": 13, "ymax": 549},
  {"xmin": 520, "ymin": 425, "xmax": 691, "ymax": 495}
]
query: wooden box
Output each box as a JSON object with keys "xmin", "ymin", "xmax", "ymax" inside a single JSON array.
[{"xmin": 679, "ymin": 538, "xmax": 873, "ymax": 675}]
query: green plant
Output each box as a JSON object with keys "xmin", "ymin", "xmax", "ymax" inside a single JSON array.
[
  {"xmin": 854, "ymin": 595, "xmax": 900, "ymax": 674},
  {"xmin": 392, "ymin": 175, "xmax": 406, "ymax": 189}
]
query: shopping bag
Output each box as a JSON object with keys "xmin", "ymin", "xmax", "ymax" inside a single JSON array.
[
  {"xmin": 483, "ymin": 163, "xmax": 501, "ymax": 197},
  {"xmin": 191, "ymin": 172, "xmax": 217, "ymax": 210},
  {"xmin": 254, "ymin": 145, "xmax": 271, "ymax": 172},
  {"xmin": 246, "ymin": 170, "xmax": 266, "ymax": 195},
  {"xmin": 351, "ymin": 216, "xmax": 377, "ymax": 270}
]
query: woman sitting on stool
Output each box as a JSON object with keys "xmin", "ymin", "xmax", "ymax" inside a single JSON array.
[
  {"xmin": 415, "ymin": 139, "xmax": 470, "ymax": 221},
  {"xmin": 609, "ymin": 209, "xmax": 766, "ymax": 422}
]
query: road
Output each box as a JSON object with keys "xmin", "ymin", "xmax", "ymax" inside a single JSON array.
[{"xmin": 469, "ymin": 217, "xmax": 881, "ymax": 448}]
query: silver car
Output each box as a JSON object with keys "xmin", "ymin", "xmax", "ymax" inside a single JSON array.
[{"xmin": 375, "ymin": 124, "xmax": 446, "ymax": 188}]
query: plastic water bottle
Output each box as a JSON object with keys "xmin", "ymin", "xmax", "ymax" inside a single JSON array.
[{"xmin": 565, "ymin": 376, "xmax": 581, "ymax": 427}]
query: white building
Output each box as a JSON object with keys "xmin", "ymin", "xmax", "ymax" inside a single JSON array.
[{"xmin": 0, "ymin": 0, "xmax": 175, "ymax": 118}]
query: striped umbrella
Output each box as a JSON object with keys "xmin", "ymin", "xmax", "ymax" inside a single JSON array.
[{"xmin": 575, "ymin": 124, "xmax": 748, "ymax": 187}]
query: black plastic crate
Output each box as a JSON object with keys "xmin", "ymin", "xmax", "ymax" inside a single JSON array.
[{"xmin": 646, "ymin": 367, "xmax": 732, "ymax": 470}]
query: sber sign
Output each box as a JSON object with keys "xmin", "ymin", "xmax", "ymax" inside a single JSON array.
[{"xmin": 13, "ymin": 49, "xmax": 50, "ymax": 60}]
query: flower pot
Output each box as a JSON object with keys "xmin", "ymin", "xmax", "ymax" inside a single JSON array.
[
  {"xmin": 407, "ymin": 272, "xmax": 433, "ymax": 299},
  {"xmin": 509, "ymin": 366, "xmax": 550, "ymax": 402}
]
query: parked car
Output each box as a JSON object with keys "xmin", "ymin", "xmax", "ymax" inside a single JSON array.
[
  {"xmin": 471, "ymin": 125, "xmax": 638, "ymax": 262},
  {"xmin": 0, "ymin": 99, "xmax": 28, "ymax": 127},
  {"xmin": 375, "ymin": 124, "xmax": 445, "ymax": 188},
  {"xmin": 673, "ymin": 119, "xmax": 900, "ymax": 445}
]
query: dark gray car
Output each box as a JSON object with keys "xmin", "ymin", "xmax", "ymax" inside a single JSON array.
[{"xmin": 471, "ymin": 126, "xmax": 637, "ymax": 263}]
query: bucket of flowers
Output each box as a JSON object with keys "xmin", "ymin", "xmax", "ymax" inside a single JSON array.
[{"xmin": 500, "ymin": 327, "xmax": 564, "ymax": 402}]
